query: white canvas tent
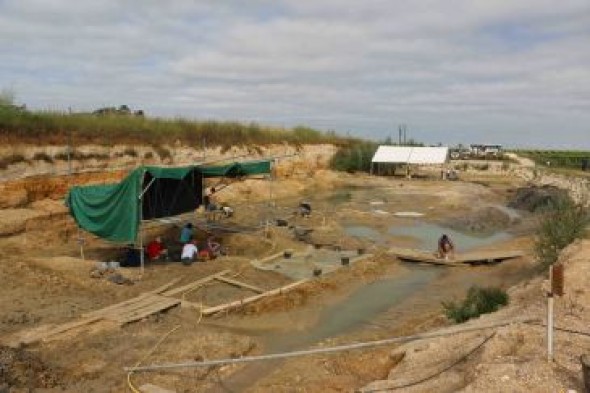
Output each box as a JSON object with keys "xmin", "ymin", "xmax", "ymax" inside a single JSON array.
[{"xmin": 371, "ymin": 146, "xmax": 449, "ymax": 176}]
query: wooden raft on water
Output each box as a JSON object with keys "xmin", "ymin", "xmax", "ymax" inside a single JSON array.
[{"xmin": 388, "ymin": 247, "xmax": 524, "ymax": 266}]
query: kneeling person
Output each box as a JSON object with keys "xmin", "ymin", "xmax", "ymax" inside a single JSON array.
[
  {"xmin": 181, "ymin": 239, "xmax": 199, "ymax": 266},
  {"xmin": 147, "ymin": 236, "xmax": 168, "ymax": 261}
]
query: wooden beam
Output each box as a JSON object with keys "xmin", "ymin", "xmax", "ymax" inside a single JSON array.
[
  {"xmin": 148, "ymin": 277, "xmax": 184, "ymax": 294},
  {"xmin": 255, "ymin": 251, "xmax": 285, "ymax": 265},
  {"xmin": 214, "ymin": 276, "xmax": 265, "ymax": 293},
  {"xmin": 82, "ymin": 277, "xmax": 183, "ymax": 319},
  {"xmin": 162, "ymin": 270, "xmax": 231, "ymax": 297},
  {"xmin": 115, "ymin": 296, "xmax": 181, "ymax": 325},
  {"xmin": 180, "ymin": 300, "xmax": 209, "ymax": 310},
  {"xmin": 201, "ymin": 279, "xmax": 308, "ymax": 316}
]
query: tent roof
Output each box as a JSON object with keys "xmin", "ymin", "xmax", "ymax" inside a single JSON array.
[
  {"xmin": 67, "ymin": 159, "xmax": 272, "ymax": 243},
  {"xmin": 371, "ymin": 146, "xmax": 449, "ymax": 164}
]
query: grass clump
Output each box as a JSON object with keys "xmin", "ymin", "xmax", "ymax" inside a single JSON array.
[
  {"xmin": 442, "ymin": 286, "xmax": 509, "ymax": 323},
  {"xmin": 535, "ymin": 195, "xmax": 589, "ymax": 268}
]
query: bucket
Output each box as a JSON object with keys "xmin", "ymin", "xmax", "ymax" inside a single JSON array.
[
  {"xmin": 95, "ymin": 262, "xmax": 108, "ymax": 271},
  {"xmin": 341, "ymin": 257, "xmax": 350, "ymax": 266},
  {"xmin": 314, "ymin": 243, "xmax": 322, "ymax": 249},
  {"xmin": 284, "ymin": 250, "xmax": 293, "ymax": 259},
  {"xmin": 108, "ymin": 261, "xmax": 120, "ymax": 269},
  {"xmin": 357, "ymin": 248, "xmax": 365, "ymax": 255},
  {"xmin": 313, "ymin": 268, "xmax": 322, "ymax": 277}
]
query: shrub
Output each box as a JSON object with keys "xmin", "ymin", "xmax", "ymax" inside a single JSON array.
[
  {"xmin": 535, "ymin": 195, "xmax": 589, "ymax": 268},
  {"xmin": 122, "ymin": 147, "xmax": 138, "ymax": 157},
  {"xmin": 442, "ymin": 286, "xmax": 509, "ymax": 323},
  {"xmin": 32, "ymin": 152, "xmax": 54, "ymax": 163},
  {"xmin": 143, "ymin": 151, "xmax": 154, "ymax": 160},
  {"xmin": 153, "ymin": 146, "xmax": 172, "ymax": 161},
  {"xmin": 0, "ymin": 153, "xmax": 27, "ymax": 169}
]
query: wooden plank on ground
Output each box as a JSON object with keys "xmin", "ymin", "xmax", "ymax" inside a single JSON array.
[
  {"xmin": 255, "ymin": 251, "xmax": 285, "ymax": 265},
  {"xmin": 202, "ymin": 279, "xmax": 308, "ymax": 316},
  {"xmin": 82, "ymin": 278, "xmax": 183, "ymax": 319},
  {"xmin": 83, "ymin": 294, "xmax": 153, "ymax": 319},
  {"xmin": 147, "ymin": 277, "xmax": 184, "ymax": 294},
  {"xmin": 114, "ymin": 295, "xmax": 181, "ymax": 325},
  {"xmin": 162, "ymin": 270, "xmax": 231, "ymax": 297},
  {"xmin": 214, "ymin": 275, "xmax": 265, "ymax": 293},
  {"xmin": 388, "ymin": 247, "xmax": 524, "ymax": 266},
  {"xmin": 96, "ymin": 294, "xmax": 167, "ymax": 321},
  {"xmin": 13, "ymin": 316, "xmax": 104, "ymax": 345},
  {"xmin": 180, "ymin": 300, "xmax": 208, "ymax": 310}
]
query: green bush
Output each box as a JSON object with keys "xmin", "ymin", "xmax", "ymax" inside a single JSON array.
[
  {"xmin": 330, "ymin": 142, "xmax": 378, "ymax": 173},
  {"xmin": 535, "ymin": 195, "xmax": 589, "ymax": 268},
  {"xmin": 442, "ymin": 286, "xmax": 509, "ymax": 323}
]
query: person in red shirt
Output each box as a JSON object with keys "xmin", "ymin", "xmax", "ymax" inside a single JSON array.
[{"xmin": 147, "ymin": 236, "xmax": 168, "ymax": 261}]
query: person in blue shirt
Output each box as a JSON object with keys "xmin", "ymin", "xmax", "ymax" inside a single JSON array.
[{"xmin": 180, "ymin": 223, "xmax": 194, "ymax": 244}]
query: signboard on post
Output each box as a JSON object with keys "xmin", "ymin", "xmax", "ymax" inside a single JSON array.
[
  {"xmin": 551, "ymin": 264, "xmax": 564, "ymax": 296},
  {"xmin": 547, "ymin": 263, "xmax": 564, "ymax": 362}
]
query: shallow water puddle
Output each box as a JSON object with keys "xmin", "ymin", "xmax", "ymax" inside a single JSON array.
[{"xmin": 264, "ymin": 265, "xmax": 440, "ymax": 352}]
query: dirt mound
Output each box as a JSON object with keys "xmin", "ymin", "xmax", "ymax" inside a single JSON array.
[
  {"xmin": 443, "ymin": 206, "xmax": 512, "ymax": 234},
  {"xmin": 508, "ymin": 185, "xmax": 569, "ymax": 212},
  {"xmin": 0, "ymin": 345, "xmax": 63, "ymax": 389}
]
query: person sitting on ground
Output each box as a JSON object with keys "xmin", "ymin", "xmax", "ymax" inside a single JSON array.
[
  {"xmin": 206, "ymin": 236, "xmax": 221, "ymax": 257},
  {"xmin": 181, "ymin": 238, "xmax": 199, "ymax": 266},
  {"xmin": 146, "ymin": 236, "xmax": 168, "ymax": 261},
  {"xmin": 438, "ymin": 234, "xmax": 455, "ymax": 260},
  {"xmin": 179, "ymin": 223, "xmax": 193, "ymax": 244}
]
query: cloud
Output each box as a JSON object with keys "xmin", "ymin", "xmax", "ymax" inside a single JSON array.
[{"xmin": 0, "ymin": 0, "xmax": 589, "ymax": 148}]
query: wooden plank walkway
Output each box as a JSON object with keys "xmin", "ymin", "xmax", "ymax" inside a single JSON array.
[
  {"xmin": 388, "ymin": 247, "xmax": 524, "ymax": 266},
  {"xmin": 6, "ymin": 269, "xmax": 311, "ymax": 346}
]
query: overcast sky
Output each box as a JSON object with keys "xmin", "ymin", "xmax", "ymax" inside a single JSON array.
[{"xmin": 1, "ymin": 1, "xmax": 589, "ymax": 148}]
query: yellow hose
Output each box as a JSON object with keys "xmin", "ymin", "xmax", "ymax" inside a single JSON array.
[{"xmin": 126, "ymin": 325, "xmax": 181, "ymax": 392}]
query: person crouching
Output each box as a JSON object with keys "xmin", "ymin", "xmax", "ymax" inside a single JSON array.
[{"xmin": 181, "ymin": 238, "xmax": 198, "ymax": 266}]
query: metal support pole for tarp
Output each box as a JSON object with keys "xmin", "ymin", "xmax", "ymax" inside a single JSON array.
[
  {"xmin": 77, "ymin": 228, "xmax": 85, "ymax": 260},
  {"xmin": 138, "ymin": 172, "xmax": 148, "ymax": 277}
]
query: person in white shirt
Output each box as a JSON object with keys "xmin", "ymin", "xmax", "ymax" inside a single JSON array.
[{"xmin": 181, "ymin": 239, "xmax": 198, "ymax": 266}]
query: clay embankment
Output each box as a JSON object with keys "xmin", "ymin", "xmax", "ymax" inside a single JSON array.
[
  {"xmin": 0, "ymin": 143, "xmax": 336, "ymax": 209},
  {"xmin": 509, "ymin": 163, "xmax": 590, "ymax": 206}
]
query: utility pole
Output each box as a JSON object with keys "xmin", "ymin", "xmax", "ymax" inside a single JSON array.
[
  {"xmin": 403, "ymin": 124, "xmax": 407, "ymax": 145},
  {"xmin": 398, "ymin": 125, "xmax": 402, "ymax": 145}
]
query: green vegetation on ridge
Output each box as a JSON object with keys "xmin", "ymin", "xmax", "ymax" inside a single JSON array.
[{"xmin": 0, "ymin": 105, "xmax": 355, "ymax": 148}]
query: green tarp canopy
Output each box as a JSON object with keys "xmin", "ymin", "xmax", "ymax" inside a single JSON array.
[
  {"xmin": 66, "ymin": 160, "xmax": 271, "ymax": 243},
  {"xmin": 199, "ymin": 160, "xmax": 271, "ymax": 178}
]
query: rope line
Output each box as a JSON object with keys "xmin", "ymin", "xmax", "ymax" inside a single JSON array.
[
  {"xmin": 124, "ymin": 318, "xmax": 534, "ymax": 373},
  {"xmin": 361, "ymin": 332, "xmax": 496, "ymax": 392}
]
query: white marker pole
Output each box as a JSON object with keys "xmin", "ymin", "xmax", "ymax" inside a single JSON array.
[{"xmin": 547, "ymin": 266, "xmax": 554, "ymax": 362}]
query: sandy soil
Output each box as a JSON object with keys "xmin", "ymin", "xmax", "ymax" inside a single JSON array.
[{"xmin": 0, "ymin": 165, "xmax": 553, "ymax": 392}]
